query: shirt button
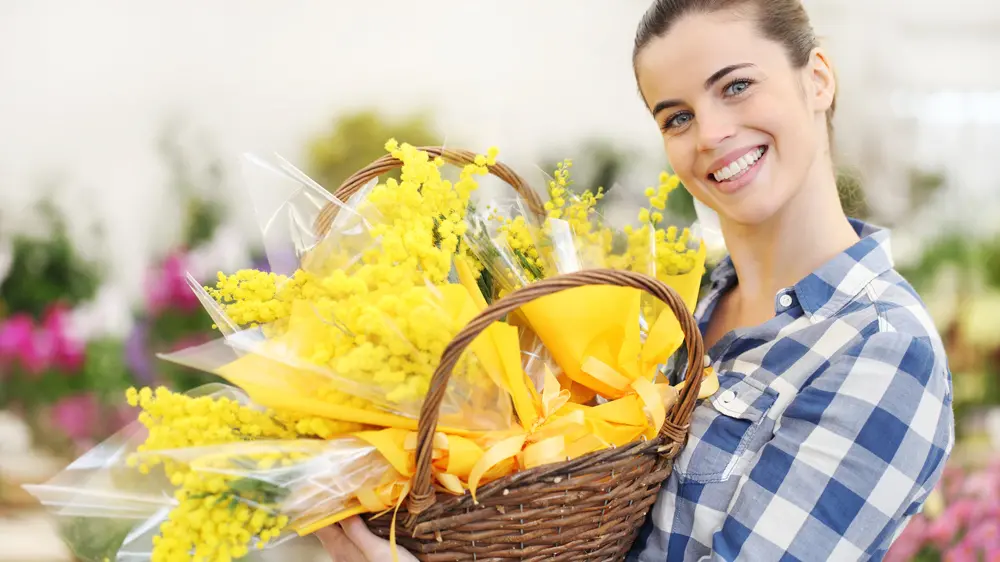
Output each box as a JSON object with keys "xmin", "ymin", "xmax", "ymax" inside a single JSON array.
[
  {"xmin": 778, "ymin": 294, "xmax": 793, "ymax": 308},
  {"xmin": 719, "ymin": 389, "xmax": 737, "ymax": 405}
]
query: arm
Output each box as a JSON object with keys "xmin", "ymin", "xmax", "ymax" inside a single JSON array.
[{"xmin": 705, "ymin": 332, "xmax": 954, "ymax": 561}]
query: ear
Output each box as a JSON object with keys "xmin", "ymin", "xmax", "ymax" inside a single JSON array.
[{"xmin": 807, "ymin": 47, "xmax": 836, "ymax": 114}]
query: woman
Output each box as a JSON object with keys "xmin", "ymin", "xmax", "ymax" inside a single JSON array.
[{"xmin": 322, "ymin": 0, "xmax": 955, "ymax": 559}]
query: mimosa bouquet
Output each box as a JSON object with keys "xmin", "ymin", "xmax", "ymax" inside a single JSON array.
[{"xmin": 27, "ymin": 141, "xmax": 717, "ymax": 562}]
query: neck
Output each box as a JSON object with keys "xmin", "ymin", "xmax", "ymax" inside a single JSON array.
[{"xmin": 719, "ymin": 155, "xmax": 860, "ymax": 317}]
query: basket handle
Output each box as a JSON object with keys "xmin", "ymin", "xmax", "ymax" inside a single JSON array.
[
  {"xmin": 313, "ymin": 146, "xmax": 546, "ymax": 237},
  {"xmin": 407, "ymin": 269, "xmax": 706, "ymax": 517}
]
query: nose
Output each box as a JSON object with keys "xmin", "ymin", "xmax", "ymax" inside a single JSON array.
[{"xmin": 695, "ymin": 106, "xmax": 736, "ymax": 152}]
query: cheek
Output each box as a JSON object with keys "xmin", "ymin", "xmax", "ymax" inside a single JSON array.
[
  {"xmin": 663, "ymin": 135, "xmax": 706, "ymax": 197},
  {"xmin": 663, "ymin": 137, "xmax": 697, "ymax": 183},
  {"xmin": 760, "ymin": 89, "xmax": 814, "ymax": 150},
  {"xmin": 663, "ymin": 139, "xmax": 715, "ymax": 206},
  {"xmin": 770, "ymin": 111, "xmax": 817, "ymax": 169}
]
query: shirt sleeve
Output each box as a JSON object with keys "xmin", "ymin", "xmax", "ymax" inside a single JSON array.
[{"xmin": 703, "ymin": 332, "xmax": 954, "ymax": 561}]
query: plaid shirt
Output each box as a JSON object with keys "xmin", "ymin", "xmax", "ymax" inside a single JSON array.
[{"xmin": 629, "ymin": 220, "xmax": 954, "ymax": 561}]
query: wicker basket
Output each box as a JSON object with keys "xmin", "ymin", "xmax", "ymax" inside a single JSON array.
[{"xmin": 315, "ymin": 148, "xmax": 706, "ymax": 561}]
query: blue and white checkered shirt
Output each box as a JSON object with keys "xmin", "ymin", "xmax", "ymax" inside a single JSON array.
[{"xmin": 629, "ymin": 219, "xmax": 955, "ymax": 561}]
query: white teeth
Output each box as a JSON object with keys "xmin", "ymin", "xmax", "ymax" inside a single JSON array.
[{"xmin": 712, "ymin": 147, "xmax": 765, "ymax": 181}]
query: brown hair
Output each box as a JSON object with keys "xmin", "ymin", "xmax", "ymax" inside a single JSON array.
[{"xmin": 632, "ymin": 0, "xmax": 836, "ymax": 131}]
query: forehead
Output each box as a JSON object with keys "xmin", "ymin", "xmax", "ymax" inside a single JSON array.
[{"xmin": 636, "ymin": 10, "xmax": 786, "ymax": 102}]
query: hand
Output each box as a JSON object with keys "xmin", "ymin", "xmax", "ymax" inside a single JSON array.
[{"xmin": 316, "ymin": 516, "xmax": 418, "ymax": 562}]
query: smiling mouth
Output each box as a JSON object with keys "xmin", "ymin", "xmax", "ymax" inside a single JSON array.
[{"xmin": 708, "ymin": 146, "xmax": 767, "ymax": 183}]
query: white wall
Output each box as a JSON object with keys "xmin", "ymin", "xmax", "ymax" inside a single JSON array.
[
  {"xmin": 0, "ymin": 1, "xmax": 665, "ymax": 298},
  {"xmin": 2, "ymin": 0, "xmax": 999, "ymax": 301}
]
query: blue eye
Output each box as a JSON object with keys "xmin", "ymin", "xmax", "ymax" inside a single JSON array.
[
  {"xmin": 663, "ymin": 112, "xmax": 693, "ymax": 131},
  {"xmin": 724, "ymin": 78, "xmax": 754, "ymax": 97}
]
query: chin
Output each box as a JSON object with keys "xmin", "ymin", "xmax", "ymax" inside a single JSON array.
[
  {"xmin": 715, "ymin": 195, "xmax": 785, "ymax": 227},
  {"xmin": 688, "ymin": 182, "xmax": 781, "ymax": 227},
  {"xmin": 707, "ymin": 164, "xmax": 797, "ymax": 227}
]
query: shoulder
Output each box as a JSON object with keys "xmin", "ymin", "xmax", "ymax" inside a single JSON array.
[
  {"xmin": 797, "ymin": 266, "xmax": 954, "ymax": 458},
  {"xmin": 867, "ymin": 268, "xmax": 942, "ymax": 339},
  {"xmin": 802, "ymin": 264, "xmax": 952, "ymax": 410},
  {"xmin": 783, "ymin": 268, "xmax": 955, "ymax": 490},
  {"xmin": 847, "ymin": 267, "xmax": 949, "ymax": 388}
]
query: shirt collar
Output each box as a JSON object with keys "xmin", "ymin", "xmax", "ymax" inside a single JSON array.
[{"xmin": 706, "ymin": 219, "xmax": 894, "ymax": 321}]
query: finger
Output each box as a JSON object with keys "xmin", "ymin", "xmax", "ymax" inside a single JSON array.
[
  {"xmin": 339, "ymin": 516, "xmax": 387, "ymax": 553},
  {"xmin": 339, "ymin": 516, "xmax": 419, "ymax": 562},
  {"xmin": 315, "ymin": 524, "xmax": 368, "ymax": 562}
]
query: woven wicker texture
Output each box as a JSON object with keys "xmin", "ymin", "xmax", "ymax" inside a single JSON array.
[
  {"xmin": 311, "ymin": 147, "xmax": 705, "ymax": 560},
  {"xmin": 370, "ymin": 269, "xmax": 705, "ymax": 561}
]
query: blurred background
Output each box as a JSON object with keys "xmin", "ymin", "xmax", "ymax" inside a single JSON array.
[{"xmin": 1, "ymin": 1, "xmax": 998, "ymax": 560}]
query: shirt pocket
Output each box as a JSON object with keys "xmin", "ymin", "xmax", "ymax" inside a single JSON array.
[{"xmin": 672, "ymin": 372, "xmax": 779, "ymax": 484}]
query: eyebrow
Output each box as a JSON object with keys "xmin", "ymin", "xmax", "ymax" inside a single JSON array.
[{"xmin": 651, "ymin": 63, "xmax": 756, "ymax": 116}]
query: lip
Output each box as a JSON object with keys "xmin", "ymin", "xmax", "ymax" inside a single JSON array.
[
  {"xmin": 706, "ymin": 145, "xmax": 767, "ymax": 179},
  {"xmin": 708, "ymin": 146, "xmax": 768, "ymax": 195}
]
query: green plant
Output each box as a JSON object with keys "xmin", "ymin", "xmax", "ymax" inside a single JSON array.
[
  {"xmin": 897, "ymin": 231, "xmax": 1000, "ymax": 430},
  {"xmin": 306, "ymin": 109, "xmax": 440, "ymax": 192},
  {"xmin": 0, "ymin": 200, "xmax": 102, "ymax": 317},
  {"xmin": 908, "ymin": 168, "xmax": 947, "ymax": 212},
  {"xmin": 836, "ymin": 166, "xmax": 870, "ymax": 219}
]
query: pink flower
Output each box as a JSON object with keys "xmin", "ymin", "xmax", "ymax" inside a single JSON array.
[
  {"xmin": 0, "ymin": 314, "xmax": 35, "ymax": 363},
  {"xmin": 0, "ymin": 306, "xmax": 86, "ymax": 376},
  {"xmin": 950, "ymin": 499, "xmax": 978, "ymax": 525},
  {"xmin": 145, "ymin": 273, "xmax": 171, "ymax": 315},
  {"xmin": 41, "ymin": 304, "xmax": 85, "ymax": 372},
  {"xmin": 944, "ymin": 466, "xmax": 967, "ymax": 502},
  {"xmin": 945, "ymin": 542, "xmax": 979, "ymax": 562},
  {"xmin": 50, "ymin": 394, "xmax": 99, "ymax": 441},
  {"xmin": 0, "ymin": 313, "xmax": 52, "ymax": 375},
  {"xmin": 965, "ymin": 471, "xmax": 999, "ymax": 501},
  {"xmin": 146, "ymin": 252, "xmax": 199, "ymax": 314},
  {"xmin": 20, "ymin": 328, "xmax": 52, "ymax": 375},
  {"xmin": 886, "ymin": 516, "xmax": 929, "ymax": 562},
  {"xmin": 927, "ymin": 511, "xmax": 962, "ymax": 548},
  {"xmin": 165, "ymin": 255, "xmax": 200, "ymax": 312},
  {"xmin": 965, "ymin": 519, "xmax": 1000, "ymax": 552},
  {"xmin": 40, "ymin": 303, "xmax": 69, "ymax": 332},
  {"xmin": 56, "ymin": 341, "xmax": 85, "ymax": 372}
]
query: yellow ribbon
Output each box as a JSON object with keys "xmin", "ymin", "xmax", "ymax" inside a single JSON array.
[
  {"xmin": 467, "ymin": 434, "xmax": 527, "ymax": 504},
  {"xmin": 293, "ymin": 361, "xmax": 721, "ymax": 545},
  {"xmin": 283, "ymin": 248, "xmax": 720, "ymax": 542},
  {"xmin": 677, "ymin": 366, "xmax": 720, "ymax": 398},
  {"xmin": 517, "ymin": 243, "xmax": 708, "ymax": 400}
]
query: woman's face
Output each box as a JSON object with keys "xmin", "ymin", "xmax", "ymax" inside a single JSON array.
[{"xmin": 635, "ymin": 10, "xmax": 835, "ymax": 226}]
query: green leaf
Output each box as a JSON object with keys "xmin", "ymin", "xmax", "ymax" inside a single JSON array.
[
  {"xmin": 476, "ymin": 266, "xmax": 495, "ymax": 306},
  {"xmin": 56, "ymin": 516, "xmax": 136, "ymax": 562},
  {"xmin": 0, "ymin": 201, "xmax": 103, "ymax": 315},
  {"xmin": 227, "ymin": 476, "xmax": 289, "ymax": 505}
]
